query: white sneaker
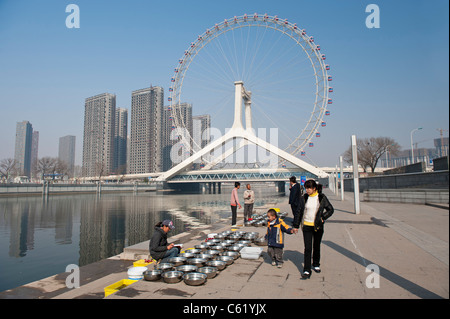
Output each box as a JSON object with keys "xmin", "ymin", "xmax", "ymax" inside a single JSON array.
[{"xmin": 271, "ymin": 261, "xmax": 277, "ymax": 266}]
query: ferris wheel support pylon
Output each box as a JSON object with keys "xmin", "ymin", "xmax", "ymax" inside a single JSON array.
[{"xmin": 156, "ymin": 81, "xmax": 328, "ymax": 181}]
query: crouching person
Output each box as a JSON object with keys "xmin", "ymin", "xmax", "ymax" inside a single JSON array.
[
  {"xmin": 149, "ymin": 220, "xmax": 178, "ymax": 263},
  {"xmin": 265, "ymin": 209, "xmax": 294, "ymax": 268}
]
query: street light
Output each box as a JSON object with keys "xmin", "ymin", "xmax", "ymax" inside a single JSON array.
[{"xmin": 410, "ymin": 127, "xmax": 423, "ymax": 164}]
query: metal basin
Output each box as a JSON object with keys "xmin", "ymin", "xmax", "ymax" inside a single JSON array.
[
  {"xmin": 187, "ymin": 249, "xmax": 202, "ymax": 254},
  {"xmin": 216, "ymin": 255, "xmax": 234, "ymax": 265},
  {"xmin": 238, "ymin": 240, "xmax": 251, "ymax": 246},
  {"xmin": 210, "ymin": 245, "xmax": 224, "ymax": 252},
  {"xmin": 179, "ymin": 252, "xmax": 196, "ymax": 259},
  {"xmin": 195, "ymin": 244, "xmax": 209, "ymax": 251},
  {"xmin": 227, "ymin": 245, "xmax": 242, "ymax": 252},
  {"xmin": 223, "ymin": 240, "xmax": 236, "ymax": 245},
  {"xmin": 206, "ymin": 260, "xmax": 226, "ymax": 271},
  {"xmin": 176, "ymin": 264, "xmax": 198, "ymax": 273},
  {"xmin": 221, "ymin": 251, "xmax": 239, "ymax": 260},
  {"xmin": 156, "ymin": 263, "xmax": 174, "ymax": 271},
  {"xmin": 214, "ymin": 233, "xmax": 226, "ymax": 240},
  {"xmin": 209, "ymin": 239, "xmax": 221, "ymax": 244},
  {"xmin": 196, "ymin": 253, "xmax": 213, "ymax": 260},
  {"xmin": 254, "ymin": 237, "xmax": 268, "ymax": 246},
  {"xmin": 161, "ymin": 270, "xmax": 183, "ymax": 283},
  {"xmin": 198, "ymin": 266, "xmax": 218, "ymax": 279},
  {"xmin": 183, "ymin": 272, "xmax": 208, "ymax": 286},
  {"xmin": 166, "ymin": 257, "xmax": 187, "ymax": 267},
  {"xmin": 187, "ymin": 258, "xmax": 207, "ymax": 267},
  {"xmin": 204, "ymin": 249, "xmax": 220, "ymax": 256},
  {"xmin": 143, "ymin": 269, "xmax": 162, "ymax": 281}
]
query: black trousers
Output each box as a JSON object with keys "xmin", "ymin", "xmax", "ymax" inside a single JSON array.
[
  {"xmin": 302, "ymin": 225, "xmax": 324, "ymax": 271},
  {"xmin": 231, "ymin": 205, "xmax": 237, "ymax": 225}
]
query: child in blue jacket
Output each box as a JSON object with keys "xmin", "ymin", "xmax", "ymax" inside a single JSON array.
[{"xmin": 265, "ymin": 209, "xmax": 293, "ymax": 268}]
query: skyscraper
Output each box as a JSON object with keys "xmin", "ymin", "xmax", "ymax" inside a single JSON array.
[
  {"xmin": 82, "ymin": 93, "xmax": 116, "ymax": 177},
  {"xmin": 162, "ymin": 103, "xmax": 193, "ymax": 171},
  {"xmin": 31, "ymin": 131, "xmax": 39, "ymax": 178},
  {"xmin": 59, "ymin": 135, "xmax": 76, "ymax": 178},
  {"xmin": 14, "ymin": 121, "xmax": 33, "ymax": 177},
  {"xmin": 129, "ymin": 86, "xmax": 163, "ymax": 174},
  {"xmin": 114, "ymin": 108, "xmax": 128, "ymax": 174},
  {"xmin": 192, "ymin": 114, "xmax": 211, "ymax": 151}
]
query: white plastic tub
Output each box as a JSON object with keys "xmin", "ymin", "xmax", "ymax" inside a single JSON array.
[
  {"xmin": 240, "ymin": 247, "xmax": 263, "ymax": 260},
  {"xmin": 127, "ymin": 266, "xmax": 148, "ymax": 280}
]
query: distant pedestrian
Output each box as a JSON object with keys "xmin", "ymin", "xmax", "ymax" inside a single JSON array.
[
  {"xmin": 288, "ymin": 176, "xmax": 302, "ymax": 223},
  {"xmin": 265, "ymin": 209, "xmax": 294, "ymax": 268},
  {"xmin": 243, "ymin": 184, "xmax": 255, "ymax": 222},
  {"xmin": 230, "ymin": 182, "xmax": 241, "ymax": 226},
  {"xmin": 292, "ymin": 180, "xmax": 334, "ymax": 279},
  {"xmin": 149, "ymin": 220, "xmax": 178, "ymax": 263}
]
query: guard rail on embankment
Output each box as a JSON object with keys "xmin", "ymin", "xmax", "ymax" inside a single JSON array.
[{"xmin": 0, "ymin": 183, "xmax": 158, "ymax": 196}]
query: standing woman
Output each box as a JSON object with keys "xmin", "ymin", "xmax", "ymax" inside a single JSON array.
[
  {"xmin": 293, "ymin": 180, "xmax": 334, "ymax": 279},
  {"xmin": 230, "ymin": 182, "xmax": 242, "ymax": 226}
]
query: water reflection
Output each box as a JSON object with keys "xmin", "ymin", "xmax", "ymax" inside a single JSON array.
[{"xmin": 0, "ymin": 185, "xmax": 285, "ymax": 292}]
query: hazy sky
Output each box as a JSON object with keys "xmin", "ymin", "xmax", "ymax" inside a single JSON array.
[{"xmin": 0, "ymin": 0, "xmax": 448, "ymax": 167}]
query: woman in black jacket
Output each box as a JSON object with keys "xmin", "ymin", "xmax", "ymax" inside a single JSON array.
[{"xmin": 293, "ymin": 180, "xmax": 334, "ymax": 279}]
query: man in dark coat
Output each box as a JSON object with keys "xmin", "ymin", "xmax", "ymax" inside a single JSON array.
[{"xmin": 289, "ymin": 176, "xmax": 303, "ymax": 223}]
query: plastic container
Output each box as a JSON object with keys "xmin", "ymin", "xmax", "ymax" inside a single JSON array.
[
  {"xmin": 104, "ymin": 279, "xmax": 138, "ymax": 298},
  {"xmin": 127, "ymin": 266, "xmax": 148, "ymax": 280},
  {"xmin": 133, "ymin": 259, "xmax": 154, "ymax": 268},
  {"xmin": 240, "ymin": 247, "xmax": 263, "ymax": 260}
]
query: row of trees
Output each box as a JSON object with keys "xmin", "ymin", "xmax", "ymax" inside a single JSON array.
[{"xmin": 0, "ymin": 157, "xmax": 73, "ymax": 181}]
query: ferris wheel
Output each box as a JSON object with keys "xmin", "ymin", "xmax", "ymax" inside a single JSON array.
[{"xmin": 168, "ymin": 13, "xmax": 333, "ymax": 167}]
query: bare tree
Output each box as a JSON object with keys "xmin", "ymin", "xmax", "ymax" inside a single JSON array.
[
  {"xmin": 35, "ymin": 157, "xmax": 57, "ymax": 180},
  {"xmin": 0, "ymin": 158, "xmax": 18, "ymax": 181},
  {"xmin": 343, "ymin": 137, "xmax": 401, "ymax": 173}
]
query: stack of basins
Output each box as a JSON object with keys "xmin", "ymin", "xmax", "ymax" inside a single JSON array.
[{"xmin": 143, "ymin": 230, "xmax": 263, "ymax": 286}]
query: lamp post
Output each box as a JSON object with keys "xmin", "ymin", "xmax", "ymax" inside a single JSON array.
[{"xmin": 410, "ymin": 127, "xmax": 423, "ymax": 164}]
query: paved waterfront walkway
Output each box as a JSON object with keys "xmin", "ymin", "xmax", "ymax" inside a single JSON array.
[{"xmin": 1, "ymin": 189, "xmax": 448, "ymax": 299}]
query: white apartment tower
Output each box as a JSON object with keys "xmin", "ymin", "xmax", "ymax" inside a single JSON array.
[{"xmin": 82, "ymin": 93, "xmax": 116, "ymax": 177}]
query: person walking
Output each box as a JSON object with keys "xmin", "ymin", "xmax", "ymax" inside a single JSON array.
[
  {"xmin": 292, "ymin": 180, "xmax": 334, "ymax": 279},
  {"xmin": 230, "ymin": 182, "xmax": 241, "ymax": 226},
  {"xmin": 289, "ymin": 176, "xmax": 302, "ymax": 223},
  {"xmin": 243, "ymin": 184, "xmax": 255, "ymax": 222}
]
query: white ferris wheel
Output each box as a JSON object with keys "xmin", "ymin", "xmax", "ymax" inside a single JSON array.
[{"xmin": 167, "ymin": 13, "xmax": 333, "ymax": 170}]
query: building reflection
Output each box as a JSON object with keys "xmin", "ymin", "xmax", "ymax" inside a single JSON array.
[{"xmin": 0, "ymin": 186, "xmax": 285, "ymax": 267}]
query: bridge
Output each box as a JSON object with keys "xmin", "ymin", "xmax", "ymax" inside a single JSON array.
[{"xmin": 81, "ymin": 81, "xmax": 331, "ymax": 186}]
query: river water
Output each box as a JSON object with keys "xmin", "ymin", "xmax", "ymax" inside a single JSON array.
[{"xmin": 0, "ymin": 185, "xmax": 286, "ymax": 292}]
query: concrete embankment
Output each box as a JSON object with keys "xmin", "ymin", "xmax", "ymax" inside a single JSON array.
[
  {"xmin": 0, "ymin": 183, "xmax": 157, "ymax": 196},
  {"xmin": 1, "ymin": 190, "xmax": 448, "ymax": 300}
]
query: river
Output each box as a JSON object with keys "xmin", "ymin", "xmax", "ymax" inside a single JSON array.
[{"xmin": 0, "ymin": 184, "xmax": 286, "ymax": 292}]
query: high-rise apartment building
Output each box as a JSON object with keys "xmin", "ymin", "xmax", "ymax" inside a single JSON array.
[
  {"xmin": 129, "ymin": 86, "xmax": 164, "ymax": 174},
  {"xmin": 59, "ymin": 135, "xmax": 76, "ymax": 177},
  {"xmin": 14, "ymin": 121, "xmax": 33, "ymax": 177},
  {"xmin": 162, "ymin": 103, "xmax": 193, "ymax": 171},
  {"xmin": 193, "ymin": 114, "xmax": 211, "ymax": 152},
  {"xmin": 114, "ymin": 108, "xmax": 128, "ymax": 174},
  {"xmin": 82, "ymin": 93, "xmax": 116, "ymax": 177},
  {"xmin": 31, "ymin": 131, "xmax": 39, "ymax": 178}
]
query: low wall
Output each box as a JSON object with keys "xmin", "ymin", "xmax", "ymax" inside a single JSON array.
[
  {"xmin": 363, "ymin": 189, "xmax": 449, "ymax": 204},
  {"xmin": 344, "ymin": 170, "xmax": 449, "ymax": 192},
  {"xmin": 0, "ymin": 183, "xmax": 157, "ymax": 196}
]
